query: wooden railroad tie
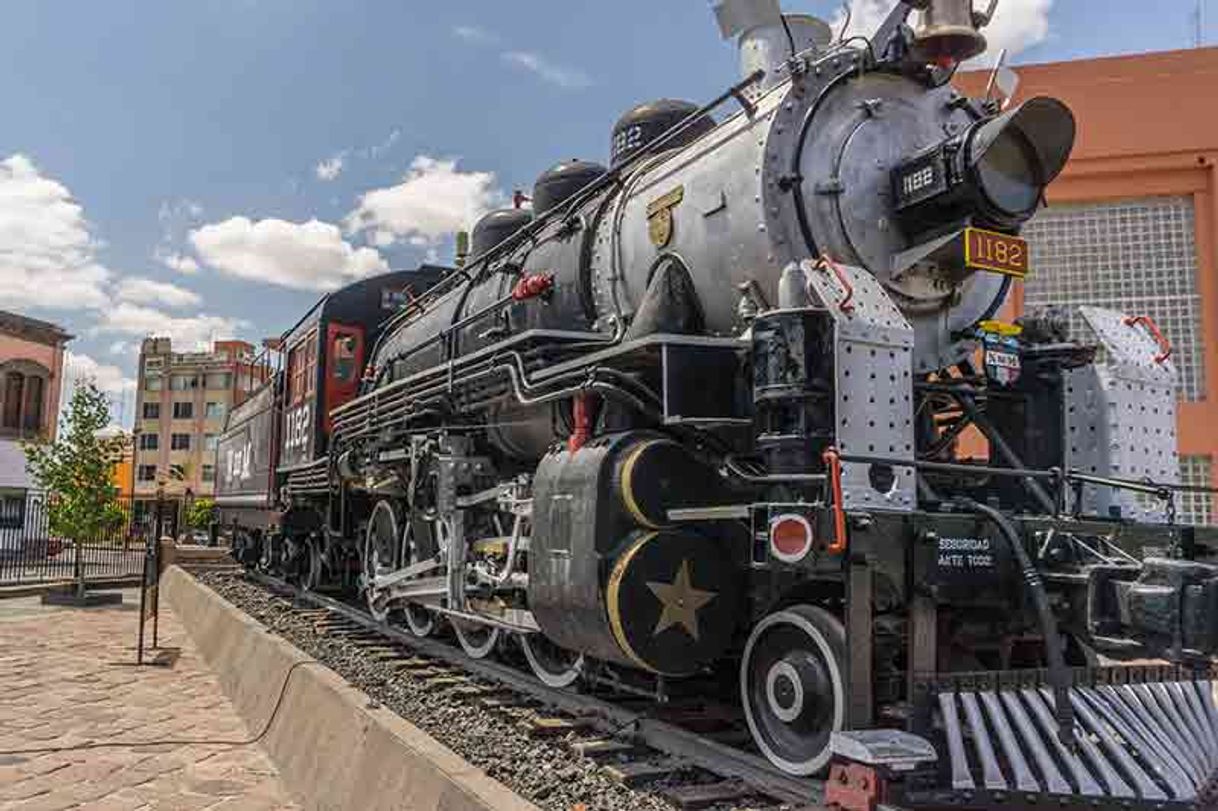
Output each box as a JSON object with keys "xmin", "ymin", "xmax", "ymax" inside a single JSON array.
[
  {"xmin": 451, "ymin": 684, "xmax": 498, "ymax": 698},
  {"xmin": 521, "ymin": 716, "xmax": 582, "ymax": 738},
  {"xmin": 601, "ymin": 758, "xmax": 683, "ymax": 787},
  {"xmin": 660, "ymin": 781, "xmax": 752, "ymax": 810},
  {"xmin": 386, "ymin": 657, "xmax": 434, "ymax": 670},
  {"xmin": 404, "ymin": 667, "xmax": 450, "ymax": 679},
  {"xmin": 569, "ymin": 738, "xmax": 638, "ymax": 758},
  {"xmin": 422, "ymin": 676, "xmax": 468, "ymax": 690}
]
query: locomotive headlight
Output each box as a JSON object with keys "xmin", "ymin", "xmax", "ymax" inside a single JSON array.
[{"xmin": 893, "ymin": 97, "xmax": 1076, "ymax": 235}]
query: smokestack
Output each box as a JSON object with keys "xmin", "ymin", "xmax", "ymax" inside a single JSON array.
[
  {"xmin": 739, "ymin": 15, "xmax": 833, "ymax": 90},
  {"xmin": 714, "ymin": 1, "xmax": 832, "ymax": 91}
]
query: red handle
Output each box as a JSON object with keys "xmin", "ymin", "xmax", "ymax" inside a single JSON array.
[
  {"xmin": 816, "ymin": 254, "xmax": 856, "ymax": 313},
  {"xmin": 1124, "ymin": 314, "xmax": 1172, "ymax": 364},
  {"xmin": 511, "ymin": 273, "xmax": 554, "ymax": 301},
  {"xmin": 822, "ymin": 446, "xmax": 848, "ymax": 555}
]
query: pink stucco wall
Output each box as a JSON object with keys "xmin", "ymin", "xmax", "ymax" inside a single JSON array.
[{"xmin": 0, "ymin": 331, "xmax": 66, "ymax": 441}]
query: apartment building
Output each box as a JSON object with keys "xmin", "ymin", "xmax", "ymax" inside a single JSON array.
[{"xmin": 131, "ymin": 337, "xmax": 263, "ymax": 504}]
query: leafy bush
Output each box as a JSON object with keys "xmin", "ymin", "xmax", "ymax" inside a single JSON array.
[
  {"xmin": 186, "ymin": 498, "xmax": 216, "ymax": 531},
  {"xmin": 23, "ymin": 382, "xmax": 127, "ymax": 545}
]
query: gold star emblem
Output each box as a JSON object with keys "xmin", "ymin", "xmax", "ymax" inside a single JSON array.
[{"xmin": 646, "ymin": 560, "xmax": 716, "ymax": 641}]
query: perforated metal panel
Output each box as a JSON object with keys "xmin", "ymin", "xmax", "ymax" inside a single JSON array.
[
  {"xmin": 1179, "ymin": 455, "xmax": 1215, "ymax": 527},
  {"xmin": 804, "ymin": 260, "xmax": 915, "ymax": 511},
  {"xmin": 1064, "ymin": 306, "xmax": 1179, "ymax": 522},
  {"xmin": 1022, "ymin": 197, "xmax": 1204, "ymax": 401}
]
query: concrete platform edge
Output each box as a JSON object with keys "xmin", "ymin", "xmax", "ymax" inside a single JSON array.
[{"xmin": 161, "ymin": 565, "xmax": 542, "ymax": 811}]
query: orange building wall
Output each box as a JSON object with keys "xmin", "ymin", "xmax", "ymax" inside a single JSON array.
[
  {"xmin": 957, "ymin": 47, "xmax": 1218, "ymax": 487},
  {"xmin": 113, "ymin": 445, "xmax": 133, "ymax": 498}
]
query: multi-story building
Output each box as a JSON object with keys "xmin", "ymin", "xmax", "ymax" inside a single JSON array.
[
  {"xmin": 959, "ymin": 46, "xmax": 1218, "ymax": 525},
  {"xmin": 131, "ymin": 337, "xmax": 264, "ymax": 509},
  {"xmin": 0, "ymin": 309, "xmax": 71, "ymax": 526}
]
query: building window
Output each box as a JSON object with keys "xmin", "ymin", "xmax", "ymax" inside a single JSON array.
[
  {"xmin": 206, "ymin": 372, "xmax": 232, "ymax": 390},
  {"xmin": 170, "ymin": 374, "xmax": 198, "ymax": 391},
  {"xmin": 173, "ymin": 402, "xmax": 193, "ymax": 420},
  {"xmin": 22, "ymin": 376, "xmax": 43, "ymax": 432},
  {"xmin": 138, "ymin": 433, "xmax": 159, "ymax": 451},
  {"xmin": 171, "ymin": 433, "xmax": 191, "ymax": 451},
  {"xmin": 3, "ymin": 372, "xmax": 24, "ymax": 430},
  {"xmin": 202, "ymin": 464, "xmax": 215, "ymax": 483},
  {"xmin": 0, "ymin": 495, "xmax": 24, "ymax": 530},
  {"xmin": 146, "ymin": 375, "xmax": 163, "ymax": 392},
  {"xmin": 142, "ymin": 402, "xmax": 160, "ymax": 420},
  {"xmin": 137, "ymin": 464, "xmax": 157, "ymax": 482},
  {"xmin": 204, "ymin": 433, "xmax": 218, "ymax": 451},
  {"xmin": 1180, "ymin": 456, "xmax": 1215, "ymax": 527},
  {"xmin": 205, "ymin": 402, "xmax": 225, "ymax": 420},
  {"xmin": 1, "ymin": 371, "xmax": 46, "ymax": 434},
  {"xmin": 1023, "ymin": 197, "xmax": 1206, "ymax": 401}
]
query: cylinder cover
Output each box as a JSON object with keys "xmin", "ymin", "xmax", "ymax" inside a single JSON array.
[{"xmin": 528, "ymin": 432, "xmax": 740, "ymax": 674}]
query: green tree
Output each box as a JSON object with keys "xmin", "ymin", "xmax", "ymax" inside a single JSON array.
[
  {"xmin": 185, "ymin": 497, "xmax": 215, "ymax": 531},
  {"xmin": 23, "ymin": 381, "xmax": 127, "ymax": 545}
]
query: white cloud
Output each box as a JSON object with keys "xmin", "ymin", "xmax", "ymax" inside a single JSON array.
[
  {"xmin": 108, "ymin": 341, "xmax": 130, "ymax": 355},
  {"xmin": 977, "ymin": 0, "xmax": 1052, "ymax": 61},
  {"xmin": 0, "ymin": 154, "xmax": 111, "ymax": 311},
  {"xmin": 316, "ymin": 154, "xmax": 345, "ymax": 181},
  {"xmin": 95, "ymin": 302, "xmax": 246, "ymax": 350},
  {"xmin": 154, "ymin": 248, "xmax": 200, "ymax": 275},
  {"xmin": 63, "ymin": 351, "xmax": 136, "ymax": 398},
  {"xmin": 453, "ymin": 24, "xmax": 589, "ymax": 89},
  {"xmin": 157, "ymin": 198, "xmax": 204, "ymax": 224},
  {"xmin": 190, "ymin": 216, "xmax": 388, "ymax": 291},
  {"xmin": 345, "ymin": 156, "xmax": 503, "ymax": 247},
  {"xmin": 501, "ymin": 51, "xmax": 591, "ymax": 89},
  {"xmin": 836, "ymin": 0, "xmax": 1052, "ymax": 61},
  {"xmin": 115, "ymin": 277, "xmax": 201, "ymax": 308},
  {"xmin": 453, "ymin": 25, "xmax": 498, "ymax": 45},
  {"xmin": 366, "ymin": 128, "xmax": 401, "ymax": 160},
  {"xmin": 835, "ymin": 0, "xmax": 894, "ymax": 40}
]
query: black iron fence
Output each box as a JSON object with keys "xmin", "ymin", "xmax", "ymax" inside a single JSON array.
[{"xmin": 0, "ymin": 490, "xmax": 192, "ymax": 586}]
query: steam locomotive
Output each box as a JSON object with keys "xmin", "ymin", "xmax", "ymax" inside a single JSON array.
[{"xmin": 217, "ymin": 1, "xmax": 1218, "ymax": 806}]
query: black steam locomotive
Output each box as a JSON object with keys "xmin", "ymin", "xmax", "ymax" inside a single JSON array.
[{"xmin": 217, "ymin": 1, "xmax": 1218, "ymax": 806}]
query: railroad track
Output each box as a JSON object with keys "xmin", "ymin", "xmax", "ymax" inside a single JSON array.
[{"xmin": 239, "ymin": 570, "xmax": 825, "ymax": 810}]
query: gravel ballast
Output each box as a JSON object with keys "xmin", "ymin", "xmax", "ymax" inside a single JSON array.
[{"xmin": 194, "ymin": 571, "xmax": 786, "ymax": 811}]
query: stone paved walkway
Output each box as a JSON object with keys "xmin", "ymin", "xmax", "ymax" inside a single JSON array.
[{"xmin": 0, "ymin": 591, "xmax": 299, "ymax": 811}]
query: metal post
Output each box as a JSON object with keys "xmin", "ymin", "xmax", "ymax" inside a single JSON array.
[
  {"xmin": 151, "ymin": 531, "xmax": 160, "ymax": 649},
  {"xmin": 908, "ymin": 534, "xmax": 938, "ymax": 738},
  {"xmin": 846, "ymin": 556, "xmax": 874, "ymax": 728},
  {"xmin": 136, "ymin": 542, "xmax": 149, "ymax": 665},
  {"xmin": 152, "ymin": 489, "xmax": 164, "ymax": 649},
  {"xmin": 72, "ymin": 511, "xmax": 84, "ymax": 600}
]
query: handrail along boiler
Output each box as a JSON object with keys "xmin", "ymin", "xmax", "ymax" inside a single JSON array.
[{"xmin": 217, "ymin": 1, "xmax": 1218, "ymax": 806}]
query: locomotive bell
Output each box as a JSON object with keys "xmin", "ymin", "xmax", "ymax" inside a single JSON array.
[{"xmin": 911, "ymin": 0, "xmax": 988, "ymax": 64}]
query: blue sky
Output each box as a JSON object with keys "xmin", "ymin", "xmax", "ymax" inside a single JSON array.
[{"xmin": 0, "ymin": 0, "xmax": 1213, "ymax": 426}]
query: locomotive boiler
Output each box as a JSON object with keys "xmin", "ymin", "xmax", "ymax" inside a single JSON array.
[{"xmin": 220, "ymin": 0, "xmax": 1218, "ymax": 805}]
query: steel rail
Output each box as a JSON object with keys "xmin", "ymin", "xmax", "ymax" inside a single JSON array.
[{"xmin": 245, "ymin": 571, "xmax": 823, "ymax": 807}]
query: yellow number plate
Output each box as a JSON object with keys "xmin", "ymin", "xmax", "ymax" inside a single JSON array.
[{"xmin": 965, "ymin": 227, "xmax": 1030, "ymax": 279}]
